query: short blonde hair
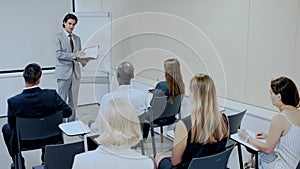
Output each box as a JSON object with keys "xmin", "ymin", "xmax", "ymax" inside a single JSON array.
[{"xmin": 96, "ymin": 98, "xmax": 142, "ymax": 146}]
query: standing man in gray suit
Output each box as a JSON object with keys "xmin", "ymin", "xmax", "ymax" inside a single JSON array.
[{"xmin": 53, "ymin": 13, "xmax": 88, "ymax": 121}]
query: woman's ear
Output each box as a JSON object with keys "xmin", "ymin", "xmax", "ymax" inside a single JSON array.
[{"xmin": 277, "ymin": 93, "xmax": 282, "ymax": 101}]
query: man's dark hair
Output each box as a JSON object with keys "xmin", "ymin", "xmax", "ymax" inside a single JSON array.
[
  {"xmin": 62, "ymin": 13, "xmax": 78, "ymax": 28},
  {"xmin": 23, "ymin": 63, "xmax": 42, "ymax": 84}
]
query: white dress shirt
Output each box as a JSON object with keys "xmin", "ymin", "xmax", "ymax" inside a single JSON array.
[{"xmin": 90, "ymin": 85, "xmax": 148, "ymax": 132}]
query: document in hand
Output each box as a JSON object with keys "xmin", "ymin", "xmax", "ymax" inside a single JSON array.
[{"xmin": 82, "ymin": 46, "xmax": 99, "ymax": 60}]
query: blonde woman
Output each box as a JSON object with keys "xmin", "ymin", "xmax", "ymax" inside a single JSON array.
[
  {"xmin": 143, "ymin": 58, "xmax": 185, "ymax": 138},
  {"xmin": 72, "ymin": 98, "xmax": 154, "ymax": 169},
  {"xmin": 155, "ymin": 74, "xmax": 229, "ymax": 169},
  {"xmin": 238, "ymin": 77, "xmax": 300, "ymax": 169}
]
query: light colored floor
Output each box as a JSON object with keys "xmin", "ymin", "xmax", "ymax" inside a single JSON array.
[{"xmin": 0, "ymin": 104, "xmax": 250, "ymax": 169}]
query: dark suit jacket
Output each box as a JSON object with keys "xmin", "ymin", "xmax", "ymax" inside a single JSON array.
[
  {"xmin": 7, "ymin": 87, "xmax": 72, "ymax": 129},
  {"xmin": 6, "ymin": 87, "xmax": 72, "ymax": 153}
]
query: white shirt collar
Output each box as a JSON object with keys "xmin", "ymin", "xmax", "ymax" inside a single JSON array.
[
  {"xmin": 63, "ymin": 29, "xmax": 72, "ymax": 37},
  {"xmin": 116, "ymin": 85, "xmax": 133, "ymax": 91},
  {"xmin": 24, "ymin": 85, "xmax": 39, "ymax": 90}
]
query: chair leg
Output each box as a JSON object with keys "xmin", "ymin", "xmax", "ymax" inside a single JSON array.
[
  {"xmin": 140, "ymin": 140, "xmax": 145, "ymax": 155},
  {"xmin": 160, "ymin": 126, "xmax": 164, "ymax": 143},
  {"xmin": 237, "ymin": 143, "xmax": 243, "ymax": 169},
  {"xmin": 15, "ymin": 153, "xmax": 23, "ymax": 169},
  {"xmin": 150, "ymin": 124, "xmax": 157, "ymax": 156}
]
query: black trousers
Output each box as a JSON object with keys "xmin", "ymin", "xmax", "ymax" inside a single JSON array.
[{"xmin": 142, "ymin": 116, "xmax": 176, "ymax": 138}]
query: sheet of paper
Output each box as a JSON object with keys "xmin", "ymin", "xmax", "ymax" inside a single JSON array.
[
  {"xmin": 231, "ymin": 129, "xmax": 266, "ymax": 151},
  {"xmin": 82, "ymin": 46, "xmax": 99, "ymax": 60}
]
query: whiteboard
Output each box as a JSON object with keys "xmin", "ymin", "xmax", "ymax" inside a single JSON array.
[
  {"xmin": 73, "ymin": 12, "xmax": 112, "ymax": 74},
  {"xmin": 0, "ymin": 0, "xmax": 71, "ymax": 71}
]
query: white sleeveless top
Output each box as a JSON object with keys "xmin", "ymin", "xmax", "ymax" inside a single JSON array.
[{"xmin": 260, "ymin": 113, "xmax": 300, "ymax": 169}]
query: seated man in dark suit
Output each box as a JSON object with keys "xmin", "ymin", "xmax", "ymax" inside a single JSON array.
[{"xmin": 1, "ymin": 63, "xmax": 72, "ymax": 169}]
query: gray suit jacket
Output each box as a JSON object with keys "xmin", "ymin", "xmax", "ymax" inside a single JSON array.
[{"xmin": 53, "ymin": 31, "xmax": 82, "ymax": 80}]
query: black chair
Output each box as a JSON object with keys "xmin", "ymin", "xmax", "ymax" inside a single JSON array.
[
  {"xmin": 150, "ymin": 95, "xmax": 182, "ymax": 143},
  {"xmin": 187, "ymin": 143, "xmax": 235, "ymax": 169},
  {"xmin": 140, "ymin": 96, "xmax": 167, "ymax": 156},
  {"xmin": 15, "ymin": 112, "xmax": 63, "ymax": 169},
  {"xmin": 227, "ymin": 109, "xmax": 247, "ymax": 169},
  {"xmin": 33, "ymin": 141, "xmax": 84, "ymax": 169},
  {"xmin": 228, "ymin": 109, "xmax": 247, "ymax": 135},
  {"xmin": 148, "ymin": 95, "xmax": 182, "ymax": 155}
]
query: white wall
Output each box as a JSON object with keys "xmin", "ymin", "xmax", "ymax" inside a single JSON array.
[
  {"xmin": 77, "ymin": 0, "xmax": 300, "ymax": 111},
  {"xmin": 0, "ymin": 0, "xmax": 71, "ymax": 71}
]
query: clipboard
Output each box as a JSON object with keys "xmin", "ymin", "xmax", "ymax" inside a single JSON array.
[{"xmin": 81, "ymin": 46, "xmax": 99, "ymax": 60}]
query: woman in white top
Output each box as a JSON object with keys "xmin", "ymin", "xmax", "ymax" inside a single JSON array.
[
  {"xmin": 72, "ymin": 98, "xmax": 154, "ymax": 169},
  {"xmin": 238, "ymin": 76, "xmax": 300, "ymax": 169}
]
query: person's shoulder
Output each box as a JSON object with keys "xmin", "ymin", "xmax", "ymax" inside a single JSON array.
[
  {"xmin": 272, "ymin": 113, "xmax": 285, "ymax": 121},
  {"xmin": 100, "ymin": 92, "xmax": 113, "ymax": 104},
  {"xmin": 156, "ymin": 81, "xmax": 167, "ymax": 86},
  {"xmin": 7, "ymin": 93, "xmax": 21, "ymax": 102},
  {"xmin": 270, "ymin": 113, "xmax": 291, "ymax": 128},
  {"xmin": 40, "ymin": 89, "xmax": 60, "ymax": 97},
  {"xmin": 155, "ymin": 81, "xmax": 168, "ymax": 91},
  {"xmin": 102, "ymin": 92, "xmax": 112, "ymax": 99},
  {"xmin": 41, "ymin": 88, "xmax": 57, "ymax": 93},
  {"xmin": 76, "ymin": 148, "xmax": 100, "ymax": 159},
  {"xmin": 72, "ymin": 33, "xmax": 80, "ymax": 39},
  {"xmin": 131, "ymin": 88, "xmax": 146, "ymax": 95}
]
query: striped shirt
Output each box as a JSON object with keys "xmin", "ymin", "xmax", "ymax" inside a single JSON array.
[{"xmin": 260, "ymin": 113, "xmax": 300, "ymax": 169}]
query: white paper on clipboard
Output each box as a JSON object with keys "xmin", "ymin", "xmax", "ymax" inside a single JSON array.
[{"xmin": 82, "ymin": 46, "xmax": 99, "ymax": 60}]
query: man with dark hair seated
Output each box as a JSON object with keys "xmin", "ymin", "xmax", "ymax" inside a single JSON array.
[{"xmin": 2, "ymin": 63, "xmax": 72, "ymax": 169}]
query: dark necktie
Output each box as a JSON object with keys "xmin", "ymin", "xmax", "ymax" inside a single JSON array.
[{"xmin": 69, "ymin": 34, "xmax": 74, "ymax": 52}]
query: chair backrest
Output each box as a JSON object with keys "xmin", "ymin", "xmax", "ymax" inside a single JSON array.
[
  {"xmin": 187, "ymin": 143, "xmax": 235, "ymax": 169},
  {"xmin": 228, "ymin": 109, "xmax": 246, "ymax": 134},
  {"xmin": 44, "ymin": 141, "xmax": 84, "ymax": 169},
  {"xmin": 16, "ymin": 112, "xmax": 63, "ymax": 141},
  {"xmin": 158, "ymin": 95, "xmax": 182, "ymax": 119},
  {"xmin": 148, "ymin": 96, "xmax": 168, "ymax": 121}
]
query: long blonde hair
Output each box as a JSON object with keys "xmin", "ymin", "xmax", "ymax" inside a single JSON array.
[
  {"xmin": 164, "ymin": 58, "xmax": 185, "ymax": 100},
  {"xmin": 190, "ymin": 74, "xmax": 228, "ymax": 144},
  {"xmin": 97, "ymin": 98, "xmax": 142, "ymax": 146}
]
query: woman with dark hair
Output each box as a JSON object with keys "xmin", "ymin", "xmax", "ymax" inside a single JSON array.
[{"xmin": 239, "ymin": 76, "xmax": 300, "ymax": 169}]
